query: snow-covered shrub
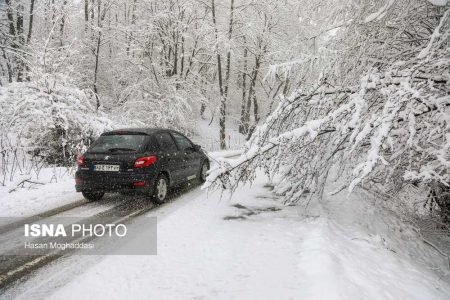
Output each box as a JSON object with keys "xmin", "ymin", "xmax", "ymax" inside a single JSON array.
[
  {"xmin": 206, "ymin": 1, "xmax": 450, "ymax": 219},
  {"xmin": 0, "ymin": 78, "xmax": 112, "ymax": 166}
]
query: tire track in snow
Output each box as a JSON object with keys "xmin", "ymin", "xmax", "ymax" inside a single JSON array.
[{"xmin": 0, "ymin": 181, "xmax": 204, "ymax": 292}]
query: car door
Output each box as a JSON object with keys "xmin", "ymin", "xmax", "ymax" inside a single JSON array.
[
  {"xmin": 170, "ymin": 132, "xmax": 201, "ymax": 181},
  {"xmin": 154, "ymin": 132, "xmax": 184, "ymax": 185}
]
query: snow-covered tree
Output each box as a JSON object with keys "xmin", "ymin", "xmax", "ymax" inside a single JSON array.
[{"xmin": 206, "ymin": 0, "xmax": 450, "ymax": 219}]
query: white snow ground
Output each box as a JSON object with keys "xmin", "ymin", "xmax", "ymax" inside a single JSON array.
[
  {"xmin": 5, "ymin": 168, "xmax": 450, "ymax": 300},
  {"xmin": 0, "ymin": 168, "xmax": 79, "ymax": 221}
]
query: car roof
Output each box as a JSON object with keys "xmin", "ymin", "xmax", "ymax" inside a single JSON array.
[{"xmin": 102, "ymin": 128, "xmax": 180, "ymax": 136}]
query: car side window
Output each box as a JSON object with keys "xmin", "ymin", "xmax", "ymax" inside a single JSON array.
[
  {"xmin": 146, "ymin": 136, "xmax": 158, "ymax": 152},
  {"xmin": 172, "ymin": 133, "xmax": 193, "ymax": 151},
  {"xmin": 155, "ymin": 133, "xmax": 178, "ymax": 151}
]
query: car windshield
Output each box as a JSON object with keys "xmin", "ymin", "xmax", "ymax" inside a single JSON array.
[{"xmin": 89, "ymin": 134, "xmax": 147, "ymax": 153}]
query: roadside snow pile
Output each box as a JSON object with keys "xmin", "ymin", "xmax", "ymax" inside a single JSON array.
[
  {"xmin": 13, "ymin": 171, "xmax": 450, "ymax": 300},
  {"xmin": 0, "ymin": 167, "xmax": 77, "ymax": 221}
]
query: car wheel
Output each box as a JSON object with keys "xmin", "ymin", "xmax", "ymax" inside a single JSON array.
[
  {"xmin": 152, "ymin": 174, "xmax": 168, "ymax": 204},
  {"xmin": 82, "ymin": 191, "xmax": 105, "ymax": 202},
  {"xmin": 199, "ymin": 161, "xmax": 209, "ymax": 183}
]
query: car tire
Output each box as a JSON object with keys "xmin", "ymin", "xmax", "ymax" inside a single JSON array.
[
  {"xmin": 199, "ymin": 160, "xmax": 209, "ymax": 183},
  {"xmin": 82, "ymin": 191, "xmax": 105, "ymax": 202},
  {"xmin": 152, "ymin": 174, "xmax": 168, "ymax": 204}
]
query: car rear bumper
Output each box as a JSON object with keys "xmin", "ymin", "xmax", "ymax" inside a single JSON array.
[{"xmin": 75, "ymin": 170, "xmax": 156, "ymax": 193}]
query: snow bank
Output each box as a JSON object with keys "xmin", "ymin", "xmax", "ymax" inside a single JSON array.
[{"xmin": 0, "ymin": 168, "xmax": 78, "ymax": 221}]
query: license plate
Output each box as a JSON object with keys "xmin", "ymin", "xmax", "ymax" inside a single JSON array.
[{"xmin": 94, "ymin": 164, "xmax": 120, "ymax": 172}]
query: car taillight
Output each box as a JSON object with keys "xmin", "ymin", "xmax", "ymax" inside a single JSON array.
[
  {"xmin": 77, "ymin": 155, "xmax": 85, "ymax": 166},
  {"xmin": 134, "ymin": 156, "xmax": 157, "ymax": 168}
]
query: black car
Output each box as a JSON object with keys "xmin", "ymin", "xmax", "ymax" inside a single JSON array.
[{"xmin": 75, "ymin": 128, "xmax": 209, "ymax": 204}]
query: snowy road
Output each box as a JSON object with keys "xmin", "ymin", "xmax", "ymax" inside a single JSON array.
[
  {"xmin": 1, "ymin": 170, "xmax": 450, "ymax": 299},
  {"xmin": 0, "ymin": 150, "xmax": 242, "ymax": 293}
]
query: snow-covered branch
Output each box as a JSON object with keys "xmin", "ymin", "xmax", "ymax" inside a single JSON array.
[{"xmin": 206, "ymin": 2, "xmax": 450, "ymax": 208}]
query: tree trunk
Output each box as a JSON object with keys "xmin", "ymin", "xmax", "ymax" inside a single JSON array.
[
  {"xmin": 223, "ymin": 0, "xmax": 234, "ymax": 99},
  {"xmin": 126, "ymin": 0, "xmax": 137, "ymax": 57},
  {"xmin": 93, "ymin": 33, "xmax": 101, "ymax": 110},
  {"xmin": 239, "ymin": 36, "xmax": 248, "ymax": 134},
  {"xmin": 243, "ymin": 56, "xmax": 261, "ymax": 135},
  {"xmin": 179, "ymin": 35, "xmax": 185, "ymax": 79},
  {"xmin": 183, "ymin": 33, "xmax": 199, "ymax": 80},
  {"xmin": 4, "ymin": 0, "xmax": 16, "ymax": 82},
  {"xmin": 5, "ymin": 0, "xmax": 16, "ymax": 36},
  {"xmin": 60, "ymin": 0, "xmax": 68, "ymax": 46},
  {"xmin": 253, "ymin": 89, "xmax": 259, "ymax": 124},
  {"xmin": 90, "ymin": 0, "xmax": 95, "ymax": 19},
  {"xmin": 1, "ymin": 49, "xmax": 12, "ymax": 83},
  {"xmin": 251, "ymin": 56, "xmax": 261, "ymax": 123},
  {"xmin": 84, "ymin": 0, "xmax": 89, "ymax": 32},
  {"xmin": 16, "ymin": 3, "xmax": 24, "ymax": 82},
  {"xmin": 17, "ymin": 7, "xmax": 24, "ymax": 38},
  {"xmin": 93, "ymin": 0, "xmax": 102, "ymax": 110},
  {"xmin": 211, "ymin": 0, "xmax": 226, "ymax": 149},
  {"xmin": 215, "ymin": 0, "xmax": 235, "ymax": 150},
  {"xmin": 25, "ymin": 0, "xmax": 36, "ymax": 81},
  {"xmin": 27, "ymin": 0, "xmax": 35, "ymax": 43},
  {"xmin": 172, "ymin": 36, "xmax": 178, "ymax": 77},
  {"xmin": 242, "ymin": 85, "xmax": 252, "ymax": 134}
]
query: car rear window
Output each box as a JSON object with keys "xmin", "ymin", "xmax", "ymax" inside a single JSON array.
[{"xmin": 89, "ymin": 134, "xmax": 147, "ymax": 153}]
